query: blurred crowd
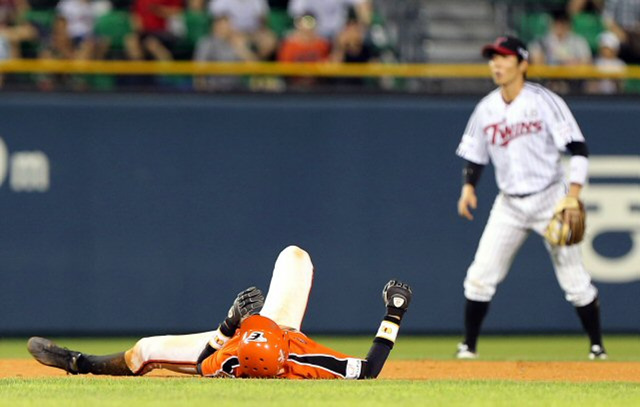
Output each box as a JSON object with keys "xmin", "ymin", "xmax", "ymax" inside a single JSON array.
[
  {"xmin": 0, "ymin": 0, "xmax": 395, "ymax": 90},
  {"xmin": 519, "ymin": 0, "xmax": 640, "ymax": 94},
  {"xmin": 0, "ymin": 0, "xmax": 638, "ymax": 93}
]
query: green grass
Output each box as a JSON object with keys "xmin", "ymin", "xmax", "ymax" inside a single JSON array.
[
  {"xmin": 1, "ymin": 377, "xmax": 639, "ymax": 407},
  {"xmin": 1, "ymin": 335, "xmax": 639, "ymax": 406}
]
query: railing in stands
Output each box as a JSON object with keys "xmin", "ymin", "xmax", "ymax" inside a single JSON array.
[{"xmin": 0, "ymin": 60, "xmax": 639, "ymax": 79}]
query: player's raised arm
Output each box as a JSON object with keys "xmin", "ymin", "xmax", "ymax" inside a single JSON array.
[
  {"xmin": 196, "ymin": 286, "xmax": 264, "ymax": 367},
  {"xmin": 359, "ymin": 280, "xmax": 412, "ymax": 379}
]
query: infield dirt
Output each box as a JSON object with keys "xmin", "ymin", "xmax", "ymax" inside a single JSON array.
[{"xmin": 2, "ymin": 359, "xmax": 639, "ymax": 382}]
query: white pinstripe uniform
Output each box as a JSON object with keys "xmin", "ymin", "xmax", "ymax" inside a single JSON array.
[{"xmin": 456, "ymin": 82, "xmax": 598, "ymax": 307}]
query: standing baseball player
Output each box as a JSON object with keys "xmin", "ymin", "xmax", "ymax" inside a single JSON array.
[
  {"xmin": 28, "ymin": 245, "xmax": 412, "ymax": 379},
  {"xmin": 455, "ymin": 36, "xmax": 606, "ymax": 360}
]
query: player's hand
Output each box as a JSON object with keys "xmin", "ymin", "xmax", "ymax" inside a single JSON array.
[
  {"xmin": 382, "ymin": 280, "xmax": 412, "ymax": 318},
  {"xmin": 458, "ymin": 184, "xmax": 477, "ymax": 220},
  {"xmin": 226, "ymin": 286, "xmax": 264, "ymax": 329}
]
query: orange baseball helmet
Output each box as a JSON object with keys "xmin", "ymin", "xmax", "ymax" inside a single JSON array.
[{"xmin": 236, "ymin": 315, "xmax": 288, "ymax": 378}]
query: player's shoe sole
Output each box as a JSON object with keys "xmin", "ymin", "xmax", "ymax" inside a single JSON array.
[
  {"xmin": 27, "ymin": 337, "xmax": 81, "ymax": 374},
  {"xmin": 456, "ymin": 343, "xmax": 478, "ymax": 359}
]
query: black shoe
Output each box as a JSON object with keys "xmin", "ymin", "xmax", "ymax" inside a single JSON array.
[
  {"xmin": 27, "ymin": 337, "xmax": 81, "ymax": 374},
  {"xmin": 589, "ymin": 344, "xmax": 608, "ymax": 360}
]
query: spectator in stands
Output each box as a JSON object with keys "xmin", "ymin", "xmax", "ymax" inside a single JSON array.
[
  {"xmin": 125, "ymin": 0, "xmax": 183, "ymax": 60},
  {"xmin": 331, "ymin": 15, "xmax": 376, "ymax": 63},
  {"xmin": 0, "ymin": 0, "xmax": 58, "ymax": 58},
  {"xmin": 602, "ymin": 0, "xmax": 640, "ymax": 63},
  {"xmin": 277, "ymin": 12, "xmax": 330, "ymax": 88},
  {"xmin": 0, "ymin": 0, "xmax": 20, "ymax": 58},
  {"xmin": 287, "ymin": 0, "xmax": 371, "ymax": 41},
  {"xmin": 585, "ymin": 30, "xmax": 626, "ymax": 94},
  {"xmin": 94, "ymin": 0, "xmax": 134, "ymax": 60},
  {"xmin": 0, "ymin": 0, "xmax": 16, "ymax": 86},
  {"xmin": 172, "ymin": 0, "xmax": 209, "ymax": 59},
  {"xmin": 36, "ymin": 15, "xmax": 77, "ymax": 90},
  {"xmin": 208, "ymin": 0, "xmax": 276, "ymax": 60},
  {"xmin": 56, "ymin": 0, "xmax": 96, "ymax": 60},
  {"xmin": 330, "ymin": 14, "xmax": 377, "ymax": 88},
  {"xmin": 529, "ymin": 9, "xmax": 593, "ymax": 94},
  {"xmin": 278, "ymin": 13, "xmax": 329, "ymax": 62},
  {"xmin": 568, "ymin": 0, "xmax": 604, "ymax": 15},
  {"xmin": 529, "ymin": 9, "xmax": 593, "ymax": 66},
  {"xmin": 193, "ymin": 14, "xmax": 256, "ymax": 91}
]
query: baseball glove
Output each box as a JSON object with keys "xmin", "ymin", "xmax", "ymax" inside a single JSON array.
[{"xmin": 544, "ymin": 196, "xmax": 586, "ymax": 246}]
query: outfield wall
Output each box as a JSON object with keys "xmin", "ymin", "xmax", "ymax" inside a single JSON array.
[{"xmin": 0, "ymin": 93, "xmax": 638, "ymax": 335}]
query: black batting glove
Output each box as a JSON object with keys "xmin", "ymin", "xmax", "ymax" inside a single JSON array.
[
  {"xmin": 382, "ymin": 280, "xmax": 412, "ymax": 320},
  {"xmin": 220, "ymin": 286, "xmax": 264, "ymax": 336}
]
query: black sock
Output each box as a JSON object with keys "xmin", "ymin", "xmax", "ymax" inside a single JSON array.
[
  {"xmin": 76, "ymin": 352, "xmax": 135, "ymax": 376},
  {"xmin": 575, "ymin": 298, "xmax": 604, "ymax": 347},
  {"xmin": 464, "ymin": 299, "xmax": 490, "ymax": 352}
]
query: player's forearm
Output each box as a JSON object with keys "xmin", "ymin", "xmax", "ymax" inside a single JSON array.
[
  {"xmin": 566, "ymin": 141, "xmax": 589, "ymax": 193},
  {"xmin": 361, "ymin": 281, "xmax": 411, "ymax": 379},
  {"xmin": 462, "ymin": 160, "xmax": 485, "ymax": 187}
]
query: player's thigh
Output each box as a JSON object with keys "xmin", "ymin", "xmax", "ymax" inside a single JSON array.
[
  {"xmin": 467, "ymin": 196, "xmax": 529, "ymax": 284},
  {"xmin": 530, "ymin": 182, "xmax": 567, "ymax": 235}
]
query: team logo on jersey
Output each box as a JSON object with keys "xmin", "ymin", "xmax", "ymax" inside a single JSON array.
[
  {"xmin": 484, "ymin": 120, "xmax": 543, "ymax": 146},
  {"xmin": 244, "ymin": 331, "xmax": 268, "ymax": 343}
]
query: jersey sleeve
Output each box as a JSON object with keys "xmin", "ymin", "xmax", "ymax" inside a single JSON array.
[
  {"xmin": 199, "ymin": 335, "xmax": 241, "ymax": 378},
  {"xmin": 284, "ymin": 332, "xmax": 364, "ymax": 380},
  {"xmin": 455, "ymin": 106, "xmax": 489, "ymax": 165},
  {"xmin": 537, "ymin": 88, "xmax": 586, "ymax": 151}
]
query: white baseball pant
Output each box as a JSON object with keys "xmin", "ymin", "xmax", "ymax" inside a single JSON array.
[{"xmin": 464, "ymin": 182, "xmax": 598, "ymax": 307}]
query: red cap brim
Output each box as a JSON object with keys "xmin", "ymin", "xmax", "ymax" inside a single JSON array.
[{"xmin": 482, "ymin": 45, "xmax": 518, "ymax": 59}]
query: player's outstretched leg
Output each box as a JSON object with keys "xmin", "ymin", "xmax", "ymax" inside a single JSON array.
[{"xmin": 27, "ymin": 337, "xmax": 133, "ymax": 375}]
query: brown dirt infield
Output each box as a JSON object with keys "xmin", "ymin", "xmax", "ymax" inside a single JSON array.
[{"xmin": 2, "ymin": 359, "xmax": 639, "ymax": 382}]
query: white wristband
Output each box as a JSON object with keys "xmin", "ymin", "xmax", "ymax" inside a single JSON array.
[
  {"xmin": 208, "ymin": 328, "xmax": 231, "ymax": 350},
  {"xmin": 569, "ymin": 155, "xmax": 588, "ymax": 186},
  {"xmin": 376, "ymin": 320, "xmax": 400, "ymax": 343}
]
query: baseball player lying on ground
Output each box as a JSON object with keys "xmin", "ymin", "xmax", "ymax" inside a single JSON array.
[{"xmin": 27, "ymin": 245, "xmax": 412, "ymax": 379}]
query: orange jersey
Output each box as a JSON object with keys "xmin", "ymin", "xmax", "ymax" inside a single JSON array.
[{"xmin": 200, "ymin": 330, "xmax": 364, "ymax": 379}]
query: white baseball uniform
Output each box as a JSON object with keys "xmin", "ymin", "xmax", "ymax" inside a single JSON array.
[
  {"xmin": 124, "ymin": 245, "xmax": 314, "ymax": 374},
  {"xmin": 456, "ymin": 82, "xmax": 598, "ymax": 307}
]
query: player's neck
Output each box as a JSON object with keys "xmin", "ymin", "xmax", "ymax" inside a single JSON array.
[{"xmin": 500, "ymin": 78, "xmax": 525, "ymax": 104}]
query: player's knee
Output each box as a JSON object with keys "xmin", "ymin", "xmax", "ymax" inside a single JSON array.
[
  {"xmin": 129, "ymin": 336, "xmax": 163, "ymax": 364},
  {"xmin": 565, "ymin": 285, "xmax": 598, "ymax": 307},
  {"xmin": 464, "ymin": 278, "xmax": 496, "ymax": 302},
  {"xmin": 279, "ymin": 245, "xmax": 311, "ymax": 263}
]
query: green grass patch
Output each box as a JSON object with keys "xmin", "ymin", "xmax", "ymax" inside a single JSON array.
[{"xmin": 1, "ymin": 377, "xmax": 639, "ymax": 407}]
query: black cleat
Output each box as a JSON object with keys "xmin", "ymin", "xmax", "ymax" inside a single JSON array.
[
  {"xmin": 27, "ymin": 337, "xmax": 82, "ymax": 374},
  {"xmin": 589, "ymin": 344, "xmax": 608, "ymax": 360}
]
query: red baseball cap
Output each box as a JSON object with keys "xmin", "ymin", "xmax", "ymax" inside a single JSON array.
[{"xmin": 482, "ymin": 36, "xmax": 529, "ymax": 61}]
